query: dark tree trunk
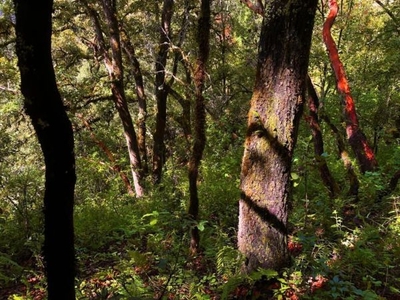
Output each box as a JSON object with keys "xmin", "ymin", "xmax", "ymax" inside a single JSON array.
[
  {"xmin": 188, "ymin": 0, "xmax": 211, "ymax": 255},
  {"xmin": 323, "ymin": 0, "xmax": 378, "ymax": 173},
  {"xmin": 121, "ymin": 28, "xmax": 149, "ymax": 174},
  {"xmin": 306, "ymin": 75, "xmax": 339, "ymax": 198},
  {"xmin": 238, "ymin": 0, "xmax": 317, "ymax": 273},
  {"xmin": 13, "ymin": 0, "xmax": 76, "ymax": 298},
  {"xmin": 152, "ymin": 0, "xmax": 174, "ymax": 184}
]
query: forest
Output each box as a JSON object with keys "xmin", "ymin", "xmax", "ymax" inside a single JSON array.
[{"xmin": 0, "ymin": 0, "xmax": 400, "ymax": 299}]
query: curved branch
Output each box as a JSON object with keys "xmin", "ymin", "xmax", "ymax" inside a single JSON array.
[{"xmin": 323, "ymin": 0, "xmax": 378, "ymax": 173}]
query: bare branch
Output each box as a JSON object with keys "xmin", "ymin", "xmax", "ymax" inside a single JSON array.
[{"xmin": 0, "ymin": 85, "xmax": 18, "ymax": 94}]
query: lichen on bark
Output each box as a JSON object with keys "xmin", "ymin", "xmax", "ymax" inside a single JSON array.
[{"xmin": 238, "ymin": 0, "xmax": 318, "ymax": 273}]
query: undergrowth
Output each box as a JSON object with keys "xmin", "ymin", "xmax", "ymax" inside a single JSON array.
[{"xmin": 1, "ymin": 139, "xmax": 400, "ymax": 299}]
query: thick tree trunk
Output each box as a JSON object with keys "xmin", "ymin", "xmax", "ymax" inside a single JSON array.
[
  {"xmin": 188, "ymin": 0, "xmax": 211, "ymax": 255},
  {"xmin": 238, "ymin": 0, "xmax": 317, "ymax": 273},
  {"xmin": 152, "ymin": 0, "xmax": 174, "ymax": 184},
  {"xmin": 13, "ymin": 0, "xmax": 76, "ymax": 298},
  {"xmin": 306, "ymin": 75, "xmax": 339, "ymax": 198},
  {"xmin": 323, "ymin": 0, "xmax": 378, "ymax": 173}
]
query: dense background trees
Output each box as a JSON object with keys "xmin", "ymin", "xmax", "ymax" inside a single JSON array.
[{"xmin": 1, "ymin": 0, "xmax": 400, "ymax": 299}]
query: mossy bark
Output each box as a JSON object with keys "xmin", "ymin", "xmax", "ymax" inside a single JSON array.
[{"xmin": 238, "ymin": 0, "xmax": 317, "ymax": 273}]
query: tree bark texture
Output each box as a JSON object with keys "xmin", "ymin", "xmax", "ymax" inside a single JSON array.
[
  {"xmin": 13, "ymin": 0, "xmax": 76, "ymax": 298},
  {"xmin": 306, "ymin": 75, "xmax": 339, "ymax": 198},
  {"xmin": 323, "ymin": 0, "xmax": 378, "ymax": 173},
  {"xmin": 188, "ymin": 0, "xmax": 211, "ymax": 255},
  {"xmin": 152, "ymin": 0, "xmax": 174, "ymax": 184},
  {"xmin": 238, "ymin": 0, "xmax": 317, "ymax": 273}
]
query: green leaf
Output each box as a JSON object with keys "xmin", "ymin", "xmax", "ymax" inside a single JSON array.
[
  {"xmin": 197, "ymin": 220, "xmax": 208, "ymax": 231},
  {"xmin": 291, "ymin": 172, "xmax": 299, "ymax": 180},
  {"xmin": 142, "ymin": 210, "xmax": 159, "ymax": 219},
  {"xmin": 390, "ymin": 286, "xmax": 400, "ymax": 294}
]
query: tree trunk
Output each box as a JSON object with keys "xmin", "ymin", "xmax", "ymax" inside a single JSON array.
[
  {"xmin": 83, "ymin": 0, "xmax": 144, "ymax": 196},
  {"xmin": 188, "ymin": 0, "xmax": 211, "ymax": 255},
  {"xmin": 323, "ymin": 0, "xmax": 378, "ymax": 173},
  {"xmin": 13, "ymin": 0, "xmax": 76, "ymax": 298},
  {"xmin": 152, "ymin": 0, "xmax": 174, "ymax": 184},
  {"xmin": 121, "ymin": 28, "xmax": 149, "ymax": 174},
  {"xmin": 238, "ymin": 0, "xmax": 317, "ymax": 273},
  {"xmin": 306, "ymin": 75, "xmax": 339, "ymax": 198},
  {"xmin": 100, "ymin": 0, "xmax": 144, "ymax": 197},
  {"xmin": 168, "ymin": 0, "xmax": 192, "ymax": 144}
]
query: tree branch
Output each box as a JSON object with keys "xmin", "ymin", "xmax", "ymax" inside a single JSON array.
[
  {"xmin": 240, "ymin": 0, "xmax": 264, "ymax": 16},
  {"xmin": 375, "ymin": 0, "xmax": 399, "ymax": 27},
  {"xmin": 0, "ymin": 85, "xmax": 18, "ymax": 94}
]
